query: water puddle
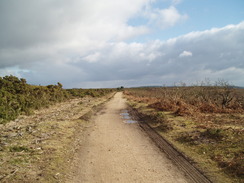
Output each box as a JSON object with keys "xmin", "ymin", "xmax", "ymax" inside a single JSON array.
[{"xmin": 120, "ymin": 110, "xmax": 137, "ymax": 124}]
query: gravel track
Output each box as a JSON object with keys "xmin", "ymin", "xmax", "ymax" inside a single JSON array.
[{"xmin": 70, "ymin": 92, "xmax": 194, "ymax": 183}]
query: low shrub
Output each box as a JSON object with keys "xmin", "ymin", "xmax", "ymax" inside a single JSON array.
[{"xmin": 0, "ymin": 75, "xmax": 114, "ymax": 124}]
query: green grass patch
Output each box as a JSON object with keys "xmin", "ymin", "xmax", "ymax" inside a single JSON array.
[{"xmin": 9, "ymin": 146, "xmax": 30, "ymax": 152}]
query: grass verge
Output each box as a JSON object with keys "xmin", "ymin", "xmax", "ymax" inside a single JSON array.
[
  {"xmin": 0, "ymin": 92, "xmax": 115, "ymax": 182},
  {"xmin": 126, "ymin": 98, "xmax": 244, "ymax": 183}
]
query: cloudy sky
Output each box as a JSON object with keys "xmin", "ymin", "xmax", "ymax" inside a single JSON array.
[{"xmin": 0, "ymin": 0, "xmax": 244, "ymax": 88}]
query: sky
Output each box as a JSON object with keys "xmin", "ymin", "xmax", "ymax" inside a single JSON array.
[{"xmin": 0, "ymin": 0, "xmax": 244, "ymax": 88}]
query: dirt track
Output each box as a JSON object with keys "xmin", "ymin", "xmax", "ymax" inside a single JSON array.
[{"xmin": 69, "ymin": 92, "xmax": 191, "ymax": 183}]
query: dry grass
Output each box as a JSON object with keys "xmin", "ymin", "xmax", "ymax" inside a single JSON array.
[
  {"xmin": 0, "ymin": 93, "xmax": 114, "ymax": 182},
  {"xmin": 125, "ymin": 87, "xmax": 244, "ymax": 183}
]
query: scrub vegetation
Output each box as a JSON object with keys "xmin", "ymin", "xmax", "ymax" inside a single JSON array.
[
  {"xmin": 0, "ymin": 75, "xmax": 114, "ymax": 124},
  {"xmin": 0, "ymin": 75, "xmax": 115, "ymax": 182},
  {"xmin": 67, "ymin": 88, "xmax": 114, "ymax": 98},
  {"xmin": 124, "ymin": 81, "xmax": 244, "ymax": 183}
]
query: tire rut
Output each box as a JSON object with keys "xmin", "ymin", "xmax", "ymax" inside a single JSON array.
[{"xmin": 139, "ymin": 122, "xmax": 212, "ymax": 183}]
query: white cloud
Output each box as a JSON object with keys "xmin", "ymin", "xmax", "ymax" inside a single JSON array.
[
  {"xmin": 83, "ymin": 52, "xmax": 101, "ymax": 63},
  {"xmin": 145, "ymin": 5, "xmax": 188, "ymax": 29},
  {"xmin": 0, "ymin": 0, "xmax": 243, "ymax": 88},
  {"xmin": 0, "ymin": 0, "xmax": 150, "ymax": 66},
  {"xmin": 157, "ymin": 6, "xmax": 188, "ymax": 28},
  {"xmin": 179, "ymin": 51, "xmax": 192, "ymax": 57},
  {"xmin": 69, "ymin": 21, "xmax": 244, "ymax": 87},
  {"xmin": 1, "ymin": 21, "xmax": 244, "ymax": 87}
]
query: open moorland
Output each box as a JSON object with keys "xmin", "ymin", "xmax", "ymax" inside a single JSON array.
[
  {"xmin": 124, "ymin": 84, "xmax": 244, "ymax": 183},
  {"xmin": 1, "ymin": 76, "xmax": 243, "ymax": 183}
]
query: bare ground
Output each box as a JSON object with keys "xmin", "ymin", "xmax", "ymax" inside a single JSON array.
[{"xmin": 68, "ymin": 92, "xmax": 191, "ymax": 183}]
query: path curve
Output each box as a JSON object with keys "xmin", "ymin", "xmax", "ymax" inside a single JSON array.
[{"xmin": 71, "ymin": 92, "xmax": 191, "ymax": 183}]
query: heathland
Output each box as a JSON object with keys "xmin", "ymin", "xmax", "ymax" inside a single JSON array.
[
  {"xmin": 0, "ymin": 76, "xmax": 243, "ymax": 182},
  {"xmin": 124, "ymin": 83, "xmax": 244, "ymax": 182}
]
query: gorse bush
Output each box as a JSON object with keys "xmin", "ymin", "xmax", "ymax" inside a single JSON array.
[
  {"xmin": 0, "ymin": 75, "xmax": 115, "ymax": 124},
  {"xmin": 0, "ymin": 75, "xmax": 70, "ymax": 123},
  {"xmin": 67, "ymin": 88, "xmax": 114, "ymax": 98}
]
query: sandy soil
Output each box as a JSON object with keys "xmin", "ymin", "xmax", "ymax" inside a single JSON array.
[{"xmin": 69, "ymin": 92, "xmax": 190, "ymax": 183}]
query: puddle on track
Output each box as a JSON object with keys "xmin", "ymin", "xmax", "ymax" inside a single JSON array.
[{"xmin": 120, "ymin": 110, "xmax": 137, "ymax": 124}]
